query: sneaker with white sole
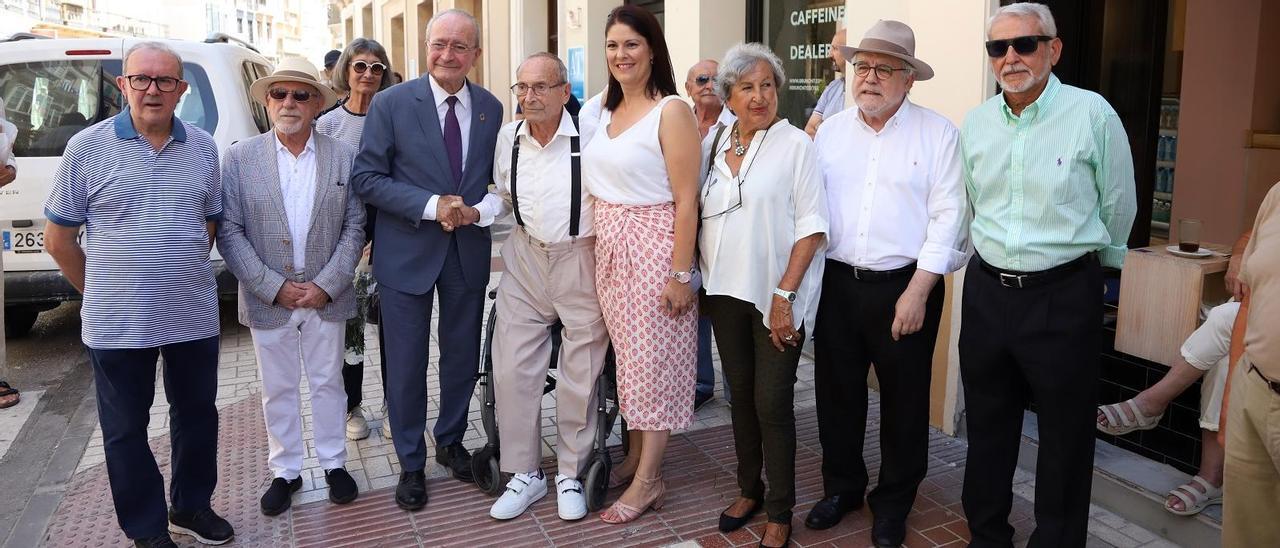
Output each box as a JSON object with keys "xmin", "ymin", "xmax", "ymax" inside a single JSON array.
[
  {"xmin": 346, "ymin": 407, "xmax": 370, "ymax": 440},
  {"xmin": 489, "ymin": 472, "xmax": 547, "ymax": 520},
  {"xmin": 380, "ymin": 402, "xmax": 393, "ymax": 440},
  {"xmin": 555, "ymin": 475, "xmax": 587, "ymax": 521}
]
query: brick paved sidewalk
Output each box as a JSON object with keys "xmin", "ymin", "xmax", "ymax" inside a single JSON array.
[{"xmin": 41, "ymin": 271, "xmax": 1177, "ymax": 547}]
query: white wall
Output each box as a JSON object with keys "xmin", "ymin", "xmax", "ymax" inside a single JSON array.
[
  {"xmin": 666, "ymin": 1, "xmax": 746, "ymax": 101},
  {"xmin": 560, "ymin": 0, "xmax": 623, "ymax": 99}
]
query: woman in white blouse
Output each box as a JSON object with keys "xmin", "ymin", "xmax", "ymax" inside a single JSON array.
[
  {"xmin": 698, "ymin": 43, "xmax": 828, "ymax": 548},
  {"xmin": 581, "ymin": 5, "xmax": 702, "ymax": 525}
]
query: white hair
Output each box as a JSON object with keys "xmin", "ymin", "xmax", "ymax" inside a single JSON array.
[
  {"xmin": 987, "ymin": 2, "xmax": 1057, "ymax": 38},
  {"xmin": 518, "ymin": 52, "xmax": 568, "ymax": 84},
  {"xmin": 715, "ymin": 43, "xmax": 787, "ymax": 103},
  {"xmin": 426, "ymin": 8, "xmax": 481, "ymax": 47},
  {"xmin": 123, "ymin": 41, "xmax": 184, "ymax": 78}
]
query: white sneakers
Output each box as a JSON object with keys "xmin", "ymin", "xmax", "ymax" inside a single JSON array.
[
  {"xmin": 554, "ymin": 475, "xmax": 587, "ymax": 521},
  {"xmin": 489, "ymin": 472, "xmax": 548, "ymax": 520},
  {"xmin": 345, "ymin": 407, "xmax": 370, "ymax": 440},
  {"xmin": 487, "ymin": 472, "xmax": 588, "ymax": 521}
]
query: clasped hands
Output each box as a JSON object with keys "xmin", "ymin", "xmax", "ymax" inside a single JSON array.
[
  {"xmin": 275, "ymin": 281, "xmax": 331, "ymax": 310},
  {"xmin": 437, "ymin": 195, "xmax": 480, "ymax": 232}
]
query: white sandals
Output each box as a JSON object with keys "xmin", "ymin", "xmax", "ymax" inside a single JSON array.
[
  {"xmin": 1166, "ymin": 475, "xmax": 1223, "ymax": 516},
  {"xmin": 1096, "ymin": 399, "xmax": 1163, "ymax": 435}
]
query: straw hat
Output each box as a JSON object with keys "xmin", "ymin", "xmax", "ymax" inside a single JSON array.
[{"xmin": 249, "ymin": 57, "xmax": 339, "ymax": 111}]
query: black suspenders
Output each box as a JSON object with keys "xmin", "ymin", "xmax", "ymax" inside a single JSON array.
[{"xmin": 509, "ymin": 116, "xmax": 583, "ymax": 238}]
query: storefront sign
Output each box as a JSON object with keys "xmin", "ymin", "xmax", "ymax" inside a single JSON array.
[{"xmin": 762, "ymin": 0, "xmax": 846, "ymax": 127}]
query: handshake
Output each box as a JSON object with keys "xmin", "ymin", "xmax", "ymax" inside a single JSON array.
[{"xmin": 437, "ymin": 195, "xmax": 480, "ymax": 232}]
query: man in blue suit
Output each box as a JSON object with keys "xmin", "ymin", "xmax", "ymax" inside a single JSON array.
[{"xmin": 352, "ymin": 8, "xmax": 504, "ymax": 511}]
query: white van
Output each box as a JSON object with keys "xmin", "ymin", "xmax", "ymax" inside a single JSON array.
[{"xmin": 0, "ymin": 35, "xmax": 274, "ymax": 336}]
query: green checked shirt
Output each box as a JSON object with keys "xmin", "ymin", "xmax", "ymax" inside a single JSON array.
[{"xmin": 961, "ymin": 74, "xmax": 1137, "ymax": 271}]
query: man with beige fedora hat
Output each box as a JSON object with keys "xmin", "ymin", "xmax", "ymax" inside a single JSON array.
[
  {"xmin": 808, "ymin": 19, "xmax": 968, "ymax": 548},
  {"xmin": 218, "ymin": 56, "xmax": 366, "ymax": 516}
]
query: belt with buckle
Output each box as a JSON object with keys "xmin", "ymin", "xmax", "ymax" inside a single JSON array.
[
  {"xmin": 832, "ymin": 260, "xmax": 916, "ymax": 282},
  {"xmin": 1250, "ymin": 364, "xmax": 1280, "ymax": 396},
  {"xmin": 978, "ymin": 253, "xmax": 1096, "ymax": 289}
]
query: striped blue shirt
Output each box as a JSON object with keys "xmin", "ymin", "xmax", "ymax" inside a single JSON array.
[
  {"xmin": 961, "ymin": 74, "xmax": 1137, "ymax": 271},
  {"xmin": 44, "ymin": 109, "xmax": 222, "ymax": 349}
]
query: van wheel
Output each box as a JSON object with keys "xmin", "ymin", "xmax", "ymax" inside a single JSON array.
[{"xmin": 5, "ymin": 306, "xmax": 39, "ymax": 338}]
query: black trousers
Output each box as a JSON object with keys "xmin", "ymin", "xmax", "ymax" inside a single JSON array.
[
  {"xmin": 959, "ymin": 256, "xmax": 1101, "ymax": 548},
  {"xmin": 87, "ymin": 336, "xmax": 220, "ymax": 539},
  {"xmin": 342, "ymin": 323, "xmax": 389, "ymax": 412},
  {"xmin": 704, "ymin": 294, "xmax": 802, "ymax": 523},
  {"xmin": 813, "ymin": 260, "xmax": 944, "ymax": 520}
]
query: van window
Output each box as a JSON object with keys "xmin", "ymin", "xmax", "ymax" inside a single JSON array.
[
  {"xmin": 242, "ymin": 61, "xmax": 271, "ymax": 133},
  {"xmin": 0, "ymin": 60, "xmax": 217, "ymax": 157}
]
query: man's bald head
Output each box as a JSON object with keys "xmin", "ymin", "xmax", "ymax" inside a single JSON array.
[{"xmin": 685, "ymin": 59, "xmax": 720, "ymax": 110}]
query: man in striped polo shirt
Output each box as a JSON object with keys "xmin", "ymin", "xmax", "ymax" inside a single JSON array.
[
  {"xmin": 958, "ymin": 4, "xmax": 1136, "ymax": 548},
  {"xmin": 44, "ymin": 42, "xmax": 233, "ymax": 548}
]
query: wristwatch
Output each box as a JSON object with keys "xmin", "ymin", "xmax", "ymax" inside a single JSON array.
[
  {"xmin": 773, "ymin": 287, "xmax": 797, "ymax": 303},
  {"xmin": 670, "ymin": 270, "xmax": 693, "ymax": 284}
]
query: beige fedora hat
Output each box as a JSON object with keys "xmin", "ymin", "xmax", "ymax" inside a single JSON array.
[
  {"xmin": 839, "ymin": 20, "xmax": 935, "ymax": 81},
  {"xmin": 250, "ymin": 56, "xmax": 339, "ymax": 111}
]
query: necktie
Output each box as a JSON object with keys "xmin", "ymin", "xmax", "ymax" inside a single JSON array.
[{"xmin": 444, "ymin": 95, "xmax": 463, "ymax": 187}]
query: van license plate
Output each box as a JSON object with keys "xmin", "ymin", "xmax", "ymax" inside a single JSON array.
[{"xmin": 3, "ymin": 229, "xmax": 46, "ymax": 254}]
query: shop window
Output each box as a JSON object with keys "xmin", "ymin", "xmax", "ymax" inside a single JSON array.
[{"xmin": 759, "ymin": 0, "xmax": 845, "ymax": 127}]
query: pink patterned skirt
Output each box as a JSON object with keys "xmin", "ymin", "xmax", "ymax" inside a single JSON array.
[{"xmin": 594, "ymin": 200, "xmax": 696, "ymax": 431}]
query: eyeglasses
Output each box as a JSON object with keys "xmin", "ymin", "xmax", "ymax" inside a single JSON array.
[
  {"xmin": 268, "ymin": 88, "xmax": 315, "ymax": 102},
  {"xmin": 510, "ymin": 81, "xmax": 565, "ymax": 96},
  {"xmin": 352, "ymin": 60, "xmax": 387, "ymax": 75},
  {"xmin": 124, "ymin": 74, "xmax": 181, "ymax": 92},
  {"xmin": 694, "ymin": 75, "xmax": 714, "ymax": 86},
  {"xmin": 429, "ymin": 41, "xmax": 476, "ymax": 55},
  {"xmin": 852, "ymin": 62, "xmax": 912, "ymax": 80},
  {"xmin": 985, "ymin": 35, "xmax": 1053, "ymax": 57}
]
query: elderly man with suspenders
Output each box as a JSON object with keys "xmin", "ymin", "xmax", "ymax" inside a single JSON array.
[{"xmin": 480, "ymin": 52, "xmax": 610, "ymax": 522}]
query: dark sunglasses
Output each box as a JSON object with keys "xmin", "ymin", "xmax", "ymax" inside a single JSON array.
[
  {"xmin": 352, "ymin": 60, "xmax": 387, "ymax": 75},
  {"xmin": 984, "ymin": 35, "xmax": 1053, "ymax": 57},
  {"xmin": 694, "ymin": 75, "xmax": 715, "ymax": 86},
  {"xmin": 268, "ymin": 88, "xmax": 315, "ymax": 102}
]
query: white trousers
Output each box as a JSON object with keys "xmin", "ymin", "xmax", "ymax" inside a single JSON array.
[{"xmin": 251, "ymin": 308, "xmax": 347, "ymax": 479}]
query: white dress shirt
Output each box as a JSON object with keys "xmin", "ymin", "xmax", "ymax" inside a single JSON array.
[
  {"xmin": 420, "ymin": 75, "xmax": 502, "ymax": 225},
  {"xmin": 814, "ymin": 100, "xmax": 970, "ymax": 274},
  {"xmin": 492, "ymin": 108, "xmax": 598, "ymax": 243},
  {"xmin": 275, "ymin": 131, "xmax": 318, "ymax": 272},
  {"xmin": 698, "ymin": 119, "xmax": 828, "ymax": 331}
]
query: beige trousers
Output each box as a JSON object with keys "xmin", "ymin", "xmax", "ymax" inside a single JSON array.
[
  {"xmin": 492, "ymin": 229, "xmax": 610, "ymax": 478},
  {"xmin": 1223, "ymin": 358, "xmax": 1280, "ymax": 547}
]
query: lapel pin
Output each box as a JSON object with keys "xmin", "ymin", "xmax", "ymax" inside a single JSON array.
[{"xmin": 479, "ymin": 113, "xmax": 486, "ymax": 122}]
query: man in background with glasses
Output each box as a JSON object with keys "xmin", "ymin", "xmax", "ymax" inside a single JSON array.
[
  {"xmin": 808, "ymin": 20, "xmax": 968, "ymax": 547},
  {"xmin": 218, "ymin": 57, "xmax": 365, "ymax": 518},
  {"xmin": 44, "ymin": 42, "xmax": 234, "ymax": 548},
  {"xmin": 352, "ymin": 8, "xmax": 504, "ymax": 511},
  {"xmin": 484, "ymin": 52, "xmax": 608, "ymax": 523},
  {"xmin": 958, "ymin": 3, "xmax": 1135, "ymax": 547}
]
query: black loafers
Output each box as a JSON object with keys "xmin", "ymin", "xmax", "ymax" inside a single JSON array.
[
  {"xmin": 326, "ymin": 468, "xmax": 359, "ymax": 504},
  {"xmin": 395, "ymin": 470, "xmax": 428, "ymax": 511},
  {"xmin": 259, "ymin": 477, "xmax": 302, "ymax": 516},
  {"xmin": 718, "ymin": 498, "xmax": 763, "ymax": 532},
  {"xmin": 803, "ymin": 493, "xmax": 863, "ymax": 530},
  {"xmin": 871, "ymin": 515, "xmax": 907, "ymax": 547},
  {"xmin": 435, "ymin": 443, "xmax": 475, "ymax": 483}
]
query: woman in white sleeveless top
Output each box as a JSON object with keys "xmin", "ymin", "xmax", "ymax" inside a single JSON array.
[{"xmin": 582, "ymin": 5, "xmax": 701, "ymax": 525}]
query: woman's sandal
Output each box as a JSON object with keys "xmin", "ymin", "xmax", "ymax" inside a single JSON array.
[
  {"xmin": 1096, "ymin": 399, "xmax": 1163, "ymax": 435},
  {"xmin": 600, "ymin": 474, "xmax": 665, "ymax": 524},
  {"xmin": 0, "ymin": 381, "xmax": 19, "ymax": 409},
  {"xmin": 1165, "ymin": 476, "xmax": 1222, "ymax": 516}
]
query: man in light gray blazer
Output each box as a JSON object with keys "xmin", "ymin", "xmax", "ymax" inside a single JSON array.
[{"xmin": 217, "ymin": 57, "xmax": 365, "ymax": 516}]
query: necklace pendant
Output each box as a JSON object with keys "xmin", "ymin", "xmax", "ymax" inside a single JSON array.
[{"xmin": 733, "ymin": 144, "xmax": 746, "ymax": 156}]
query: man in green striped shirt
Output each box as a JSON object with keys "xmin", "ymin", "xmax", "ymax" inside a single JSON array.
[{"xmin": 957, "ymin": 3, "xmax": 1137, "ymax": 548}]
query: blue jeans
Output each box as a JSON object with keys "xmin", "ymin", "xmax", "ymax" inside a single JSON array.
[{"xmin": 696, "ymin": 315, "xmax": 730, "ymax": 403}]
